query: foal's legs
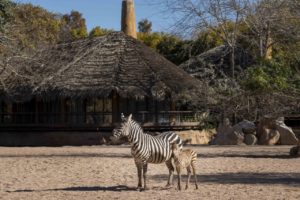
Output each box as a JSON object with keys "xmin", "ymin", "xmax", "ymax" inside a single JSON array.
[
  {"xmin": 185, "ymin": 166, "xmax": 192, "ymax": 190},
  {"xmin": 176, "ymin": 166, "xmax": 182, "ymax": 190},
  {"xmin": 192, "ymin": 163, "xmax": 198, "ymax": 189}
]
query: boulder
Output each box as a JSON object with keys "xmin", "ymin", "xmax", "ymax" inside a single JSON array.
[
  {"xmin": 243, "ymin": 128, "xmax": 256, "ymax": 135},
  {"xmin": 176, "ymin": 130, "xmax": 215, "ymax": 145},
  {"xmin": 244, "ymin": 134, "xmax": 257, "ymax": 145},
  {"xmin": 258, "ymin": 128, "xmax": 280, "ymax": 145},
  {"xmin": 233, "ymin": 120, "xmax": 256, "ymax": 135},
  {"xmin": 289, "ymin": 145, "xmax": 300, "ymax": 157},
  {"xmin": 227, "ymin": 131, "xmax": 245, "ymax": 145},
  {"xmin": 257, "ymin": 116, "xmax": 277, "ymax": 131},
  {"xmin": 211, "ymin": 118, "xmax": 245, "ymax": 145},
  {"xmin": 275, "ymin": 119, "xmax": 298, "ymax": 145},
  {"xmin": 257, "ymin": 116, "xmax": 299, "ymax": 145}
]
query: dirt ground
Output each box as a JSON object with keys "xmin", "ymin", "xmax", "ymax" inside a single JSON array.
[{"xmin": 0, "ymin": 145, "xmax": 299, "ymax": 200}]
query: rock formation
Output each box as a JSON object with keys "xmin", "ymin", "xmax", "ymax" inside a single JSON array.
[
  {"xmin": 211, "ymin": 117, "xmax": 298, "ymax": 146},
  {"xmin": 257, "ymin": 116, "xmax": 298, "ymax": 145},
  {"xmin": 211, "ymin": 118, "xmax": 245, "ymax": 145}
]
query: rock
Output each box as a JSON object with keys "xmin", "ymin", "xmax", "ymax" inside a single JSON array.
[
  {"xmin": 257, "ymin": 116, "xmax": 277, "ymax": 139},
  {"xmin": 243, "ymin": 128, "xmax": 256, "ymax": 135},
  {"xmin": 258, "ymin": 128, "xmax": 280, "ymax": 145},
  {"xmin": 211, "ymin": 118, "xmax": 245, "ymax": 145},
  {"xmin": 275, "ymin": 120, "xmax": 298, "ymax": 145},
  {"xmin": 176, "ymin": 130, "xmax": 215, "ymax": 145},
  {"xmin": 257, "ymin": 116, "xmax": 299, "ymax": 145},
  {"xmin": 244, "ymin": 134, "xmax": 257, "ymax": 145},
  {"xmin": 233, "ymin": 120, "xmax": 256, "ymax": 135},
  {"xmin": 289, "ymin": 145, "xmax": 300, "ymax": 157},
  {"xmin": 257, "ymin": 116, "xmax": 277, "ymax": 130},
  {"xmin": 227, "ymin": 131, "xmax": 245, "ymax": 145}
]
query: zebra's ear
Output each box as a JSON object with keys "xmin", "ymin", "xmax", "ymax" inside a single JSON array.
[
  {"xmin": 121, "ymin": 113, "xmax": 125, "ymax": 121},
  {"xmin": 128, "ymin": 114, "xmax": 132, "ymax": 121}
]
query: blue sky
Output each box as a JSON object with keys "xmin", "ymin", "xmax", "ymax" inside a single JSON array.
[{"xmin": 14, "ymin": 0, "xmax": 173, "ymax": 32}]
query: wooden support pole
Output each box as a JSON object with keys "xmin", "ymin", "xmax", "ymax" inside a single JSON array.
[{"xmin": 112, "ymin": 91, "xmax": 119, "ymax": 124}]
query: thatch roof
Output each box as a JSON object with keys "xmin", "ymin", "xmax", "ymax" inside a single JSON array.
[{"xmin": 1, "ymin": 32, "xmax": 202, "ymax": 102}]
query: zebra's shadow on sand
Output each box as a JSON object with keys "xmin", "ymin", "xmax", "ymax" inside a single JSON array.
[
  {"xmin": 152, "ymin": 172, "xmax": 300, "ymax": 187},
  {"xmin": 7, "ymin": 185, "xmax": 137, "ymax": 193},
  {"xmin": 0, "ymin": 153, "xmax": 132, "ymax": 159}
]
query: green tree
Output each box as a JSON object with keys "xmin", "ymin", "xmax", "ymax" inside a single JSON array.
[
  {"xmin": 0, "ymin": 0, "xmax": 14, "ymax": 32},
  {"xmin": 89, "ymin": 26, "xmax": 113, "ymax": 38},
  {"xmin": 137, "ymin": 32, "xmax": 163, "ymax": 49},
  {"xmin": 138, "ymin": 19, "xmax": 152, "ymax": 33},
  {"xmin": 60, "ymin": 10, "xmax": 88, "ymax": 41},
  {"xmin": 243, "ymin": 59, "xmax": 291, "ymax": 92},
  {"xmin": 9, "ymin": 3, "xmax": 61, "ymax": 51},
  {"xmin": 0, "ymin": 0, "xmax": 15, "ymax": 54}
]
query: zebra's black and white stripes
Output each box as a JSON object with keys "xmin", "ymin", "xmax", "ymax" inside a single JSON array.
[{"xmin": 112, "ymin": 114, "xmax": 183, "ymax": 190}]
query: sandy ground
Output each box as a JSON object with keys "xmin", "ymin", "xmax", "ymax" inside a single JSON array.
[{"xmin": 0, "ymin": 145, "xmax": 299, "ymax": 200}]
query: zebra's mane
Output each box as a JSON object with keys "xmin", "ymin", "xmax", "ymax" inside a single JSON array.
[
  {"xmin": 130, "ymin": 118, "xmax": 144, "ymax": 132},
  {"xmin": 130, "ymin": 118, "xmax": 159, "ymax": 137},
  {"xmin": 130, "ymin": 118, "xmax": 163, "ymax": 137}
]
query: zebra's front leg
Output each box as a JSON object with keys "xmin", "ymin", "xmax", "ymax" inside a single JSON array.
[
  {"xmin": 135, "ymin": 161, "xmax": 143, "ymax": 190},
  {"xmin": 165, "ymin": 159, "xmax": 174, "ymax": 187},
  {"xmin": 143, "ymin": 163, "xmax": 149, "ymax": 190}
]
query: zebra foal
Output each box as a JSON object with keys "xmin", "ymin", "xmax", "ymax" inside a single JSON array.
[
  {"xmin": 171, "ymin": 143, "xmax": 198, "ymax": 190},
  {"xmin": 112, "ymin": 114, "xmax": 182, "ymax": 190}
]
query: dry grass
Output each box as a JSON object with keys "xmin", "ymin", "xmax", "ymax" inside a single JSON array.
[{"xmin": 0, "ymin": 145, "xmax": 299, "ymax": 200}]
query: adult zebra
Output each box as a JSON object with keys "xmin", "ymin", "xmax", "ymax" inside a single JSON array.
[{"xmin": 112, "ymin": 114, "xmax": 183, "ymax": 190}]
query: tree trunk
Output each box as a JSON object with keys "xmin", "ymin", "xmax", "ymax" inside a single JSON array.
[
  {"xmin": 259, "ymin": 36, "xmax": 264, "ymax": 59},
  {"xmin": 231, "ymin": 47, "xmax": 235, "ymax": 79}
]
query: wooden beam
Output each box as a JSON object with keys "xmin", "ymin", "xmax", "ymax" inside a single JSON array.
[{"xmin": 112, "ymin": 91, "xmax": 119, "ymax": 124}]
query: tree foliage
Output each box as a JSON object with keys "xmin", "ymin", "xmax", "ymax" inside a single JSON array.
[
  {"xmin": 243, "ymin": 60, "xmax": 291, "ymax": 92},
  {"xmin": 60, "ymin": 10, "xmax": 88, "ymax": 41},
  {"xmin": 138, "ymin": 18, "xmax": 152, "ymax": 33},
  {"xmin": 10, "ymin": 3, "xmax": 61, "ymax": 51},
  {"xmin": 0, "ymin": 0, "xmax": 14, "ymax": 32},
  {"xmin": 89, "ymin": 26, "xmax": 113, "ymax": 38}
]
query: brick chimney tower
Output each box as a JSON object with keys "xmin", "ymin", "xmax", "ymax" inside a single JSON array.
[{"xmin": 121, "ymin": 0, "xmax": 137, "ymax": 38}]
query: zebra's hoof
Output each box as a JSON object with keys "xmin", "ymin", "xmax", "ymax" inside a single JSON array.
[
  {"xmin": 137, "ymin": 187, "xmax": 143, "ymax": 192},
  {"xmin": 165, "ymin": 184, "xmax": 173, "ymax": 188}
]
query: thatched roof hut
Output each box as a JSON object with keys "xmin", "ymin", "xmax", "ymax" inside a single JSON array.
[{"xmin": 1, "ymin": 32, "xmax": 202, "ymax": 102}]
